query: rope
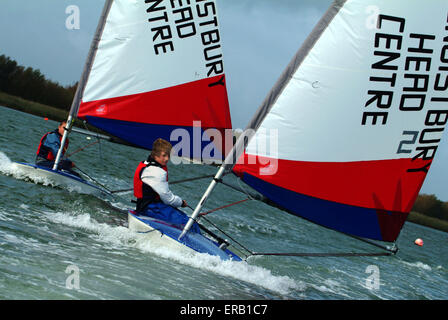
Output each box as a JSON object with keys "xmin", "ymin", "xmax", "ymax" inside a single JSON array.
[
  {"xmin": 199, "ymin": 198, "xmax": 250, "ymax": 217},
  {"xmin": 67, "ymin": 140, "xmax": 100, "ymax": 157},
  {"xmin": 74, "ymin": 165, "xmax": 114, "ymax": 194},
  {"xmin": 82, "ymin": 120, "xmax": 104, "ymax": 162},
  {"xmin": 185, "ymin": 205, "xmax": 253, "ymax": 256},
  {"xmin": 349, "ymin": 235, "xmax": 398, "ymax": 254},
  {"xmin": 200, "ymin": 215, "xmax": 254, "ymax": 256},
  {"xmin": 237, "ymin": 177, "xmax": 255, "ymax": 200},
  {"xmin": 171, "ymin": 174, "xmax": 216, "ymax": 185},
  {"xmin": 248, "ymin": 251, "xmax": 395, "ymax": 258},
  {"xmin": 111, "ymin": 174, "xmax": 216, "ymax": 194}
]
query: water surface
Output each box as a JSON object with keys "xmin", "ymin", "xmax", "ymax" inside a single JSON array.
[{"xmin": 0, "ymin": 106, "xmax": 447, "ymax": 300}]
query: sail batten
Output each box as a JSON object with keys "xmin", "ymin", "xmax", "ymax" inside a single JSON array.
[{"xmin": 231, "ymin": 0, "xmax": 448, "ymax": 242}]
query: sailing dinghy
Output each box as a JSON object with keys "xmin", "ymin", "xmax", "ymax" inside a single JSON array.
[
  {"xmin": 11, "ymin": 127, "xmax": 119, "ymax": 197},
  {"xmin": 179, "ymin": 0, "xmax": 448, "ymax": 259},
  {"xmin": 59, "ymin": 0, "xmax": 238, "ymax": 260}
]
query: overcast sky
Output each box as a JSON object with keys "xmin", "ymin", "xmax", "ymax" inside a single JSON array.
[{"xmin": 1, "ymin": 0, "xmax": 448, "ymax": 201}]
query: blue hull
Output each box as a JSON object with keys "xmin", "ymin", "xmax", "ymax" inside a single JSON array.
[{"xmin": 129, "ymin": 211, "xmax": 241, "ymax": 261}]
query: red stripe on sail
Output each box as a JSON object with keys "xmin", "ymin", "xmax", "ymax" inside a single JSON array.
[
  {"xmin": 78, "ymin": 75, "xmax": 232, "ymax": 129},
  {"xmin": 233, "ymin": 153, "xmax": 430, "ymax": 213}
]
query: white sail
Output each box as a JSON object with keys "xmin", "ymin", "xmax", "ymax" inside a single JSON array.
[
  {"xmin": 58, "ymin": 0, "xmax": 232, "ymax": 164},
  {"xmin": 185, "ymin": 0, "xmax": 448, "ymax": 242}
]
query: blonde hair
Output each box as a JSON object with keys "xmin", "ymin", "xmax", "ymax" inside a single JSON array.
[{"xmin": 151, "ymin": 138, "xmax": 172, "ymax": 157}]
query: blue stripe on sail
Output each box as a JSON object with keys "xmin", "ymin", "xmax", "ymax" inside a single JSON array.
[
  {"xmin": 85, "ymin": 116, "xmax": 225, "ymax": 160},
  {"xmin": 242, "ymin": 172, "xmax": 384, "ymax": 241}
]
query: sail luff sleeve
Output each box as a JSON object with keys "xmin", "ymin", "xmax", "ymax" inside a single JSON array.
[
  {"xmin": 69, "ymin": 0, "xmax": 113, "ymax": 118},
  {"xmin": 223, "ymin": 0, "xmax": 347, "ymax": 172}
]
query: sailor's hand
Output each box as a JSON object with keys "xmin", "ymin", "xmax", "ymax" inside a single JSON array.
[{"xmin": 181, "ymin": 200, "xmax": 188, "ymax": 208}]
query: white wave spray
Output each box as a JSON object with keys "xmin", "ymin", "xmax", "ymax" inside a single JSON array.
[{"xmin": 46, "ymin": 210, "xmax": 304, "ymax": 296}]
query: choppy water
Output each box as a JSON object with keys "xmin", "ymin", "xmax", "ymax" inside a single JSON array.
[{"xmin": 0, "ymin": 106, "xmax": 447, "ymax": 300}]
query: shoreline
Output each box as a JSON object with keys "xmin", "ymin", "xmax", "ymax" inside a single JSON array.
[
  {"xmin": 1, "ymin": 91, "xmax": 447, "ymax": 235},
  {"xmin": 0, "ymin": 91, "xmax": 126, "ymax": 139},
  {"xmin": 0, "ymin": 91, "xmax": 69, "ymax": 123},
  {"xmin": 407, "ymin": 211, "xmax": 448, "ymax": 234}
]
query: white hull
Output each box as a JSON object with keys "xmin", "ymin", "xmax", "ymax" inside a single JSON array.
[
  {"xmin": 128, "ymin": 212, "xmax": 198, "ymax": 255},
  {"xmin": 13, "ymin": 162, "xmax": 111, "ymax": 197},
  {"xmin": 128, "ymin": 212, "xmax": 241, "ymax": 261}
]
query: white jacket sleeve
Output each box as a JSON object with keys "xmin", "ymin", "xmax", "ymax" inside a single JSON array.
[{"xmin": 140, "ymin": 166, "xmax": 183, "ymax": 207}]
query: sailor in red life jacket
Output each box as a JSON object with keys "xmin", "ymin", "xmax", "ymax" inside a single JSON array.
[
  {"xmin": 133, "ymin": 138, "xmax": 201, "ymax": 233},
  {"xmin": 36, "ymin": 121, "xmax": 77, "ymax": 173}
]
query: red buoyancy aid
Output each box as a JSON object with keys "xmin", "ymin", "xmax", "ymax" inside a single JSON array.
[
  {"xmin": 133, "ymin": 160, "xmax": 168, "ymax": 200},
  {"xmin": 36, "ymin": 130, "xmax": 69, "ymax": 161}
]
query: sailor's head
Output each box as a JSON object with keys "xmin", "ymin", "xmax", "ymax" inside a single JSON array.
[
  {"xmin": 150, "ymin": 138, "xmax": 172, "ymax": 167},
  {"xmin": 58, "ymin": 121, "xmax": 67, "ymax": 136}
]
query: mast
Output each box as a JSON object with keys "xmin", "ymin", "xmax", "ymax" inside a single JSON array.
[{"xmin": 52, "ymin": 0, "xmax": 113, "ymax": 171}]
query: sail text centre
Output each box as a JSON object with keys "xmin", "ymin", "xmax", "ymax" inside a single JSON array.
[{"xmin": 362, "ymin": 13, "xmax": 448, "ymax": 172}]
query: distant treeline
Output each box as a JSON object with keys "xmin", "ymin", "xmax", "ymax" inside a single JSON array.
[
  {"xmin": 412, "ymin": 194, "xmax": 448, "ymax": 222},
  {"xmin": 0, "ymin": 54, "xmax": 76, "ymax": 110}
]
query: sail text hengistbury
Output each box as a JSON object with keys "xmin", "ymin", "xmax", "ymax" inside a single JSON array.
[
  {"xmin": 145, "ymin": 0, "xmax": 223, "ymax": 78},
  {"xmin": 362, "ymin": 13, "xmax": 448, "ymax": 173}
]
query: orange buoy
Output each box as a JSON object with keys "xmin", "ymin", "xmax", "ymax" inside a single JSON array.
[
  {"xmin": 44, "ymin": 117, "xmax": 49, "ymax": 121},
  {"xmin": 414, "ymin": 238, "xmax": 423, "ymax": 246}
]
